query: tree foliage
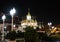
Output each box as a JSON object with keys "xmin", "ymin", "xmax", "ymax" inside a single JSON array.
[{"xmin": 25, "ymin": 26, "xmax": 38, "ymax": 42}]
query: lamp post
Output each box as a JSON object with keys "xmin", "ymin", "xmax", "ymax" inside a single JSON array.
[
  {"xmin": 2, "ymin": 15, "xmax": 6, "ymax": 41},
  {"xmin": 48, "ymin": 22, "xmax": 52, "ymax": 30},
  {"xmin": 10, "ymin": 8, "xmax": 16, "ymax": 31},
  {"xmin": 46, "ymin": 22, "xmax": 52, "ymax": 36}
]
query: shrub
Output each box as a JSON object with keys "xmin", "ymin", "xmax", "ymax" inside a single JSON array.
[{"xmin": 5, "ymin": 31, "xmax": 16, "ymax": 40}]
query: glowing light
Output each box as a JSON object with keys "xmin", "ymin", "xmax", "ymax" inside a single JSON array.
[
  {"xmin": 10, "ymin": 8, "xmax": 16, "ymax": 16},
  {"xmin": 48, "ymin": 22, "xmax": 52, "ymax": 26},
  {"xmin": 34, "ymin": 27, "xmax": 36, "ymax": 29},
  {"xmin": 13, "ymin": 25, "xmax": 16, "ymax": 28},
  {"xmin": 27, "ymin": 15, "xmax": 31, "ymax": 20},
  {"xmin": 52, "ymin": 26, "xmax": 54, "ymax": 29},
  {"xmin": 4, "ymin": 26, "xmax": 6, "ymax": 29},
  {"xmin": 26, "ymin": 12, "xmax": 31, "ymax": 20},
  {"xmin": 2, "ymin": 15, "xmax": 6, "ymax": 20}
]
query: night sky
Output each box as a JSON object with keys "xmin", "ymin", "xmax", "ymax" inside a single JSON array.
[{"xmin": 0, "ymin": 0, "xmax": 59, "ymax": 25}]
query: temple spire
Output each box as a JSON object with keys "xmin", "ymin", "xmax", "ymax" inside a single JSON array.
[
  {"xmin": 27, "ymin": 8, "xmax": 31, "ymax": 16},
  {"xmin": 26, "ymin": 8, "xmax": 31, "ymax": 20}
]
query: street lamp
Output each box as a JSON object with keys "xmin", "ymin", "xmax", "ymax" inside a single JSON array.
[
  {"xmin": 48, "ymin": 22, "xmax": 52, "ymax": 26},
  {"xmin": 2, "ymin": 15, "xmax": 6, "ymax": 41},
  {"xmin": 10, "ymin": 8, "xmax": 16, "ymax": 31},
  {"xmin": 48, "ymin": 22, "xmax": 52, "ymax": 30}
]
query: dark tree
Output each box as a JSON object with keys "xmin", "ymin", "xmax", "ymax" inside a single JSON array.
[{"xmin": 25, "ymin": 26, "xmax": 38, "ymax": 42}]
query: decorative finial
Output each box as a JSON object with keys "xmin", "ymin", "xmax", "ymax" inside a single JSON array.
[
  {"xmin": 27, "ymin": 8, "xmax": 31, "ymax": 16},
  {"xmin": 28, "ymin": 8, "xmax": 30, "ymax": 12}
]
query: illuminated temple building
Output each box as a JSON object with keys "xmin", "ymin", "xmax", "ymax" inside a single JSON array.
[
  {"xmin": 16, "ymin": 9, "xmax": 45, "ymax": 32},
  {"xmin": 21, "ymin": 10, "xmax": 38, "ymax": 29}
]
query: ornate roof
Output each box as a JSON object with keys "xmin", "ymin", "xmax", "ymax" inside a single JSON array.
[{"xmin": 21, "ymin": 8, "xmax": 38, "ymax": 27}]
